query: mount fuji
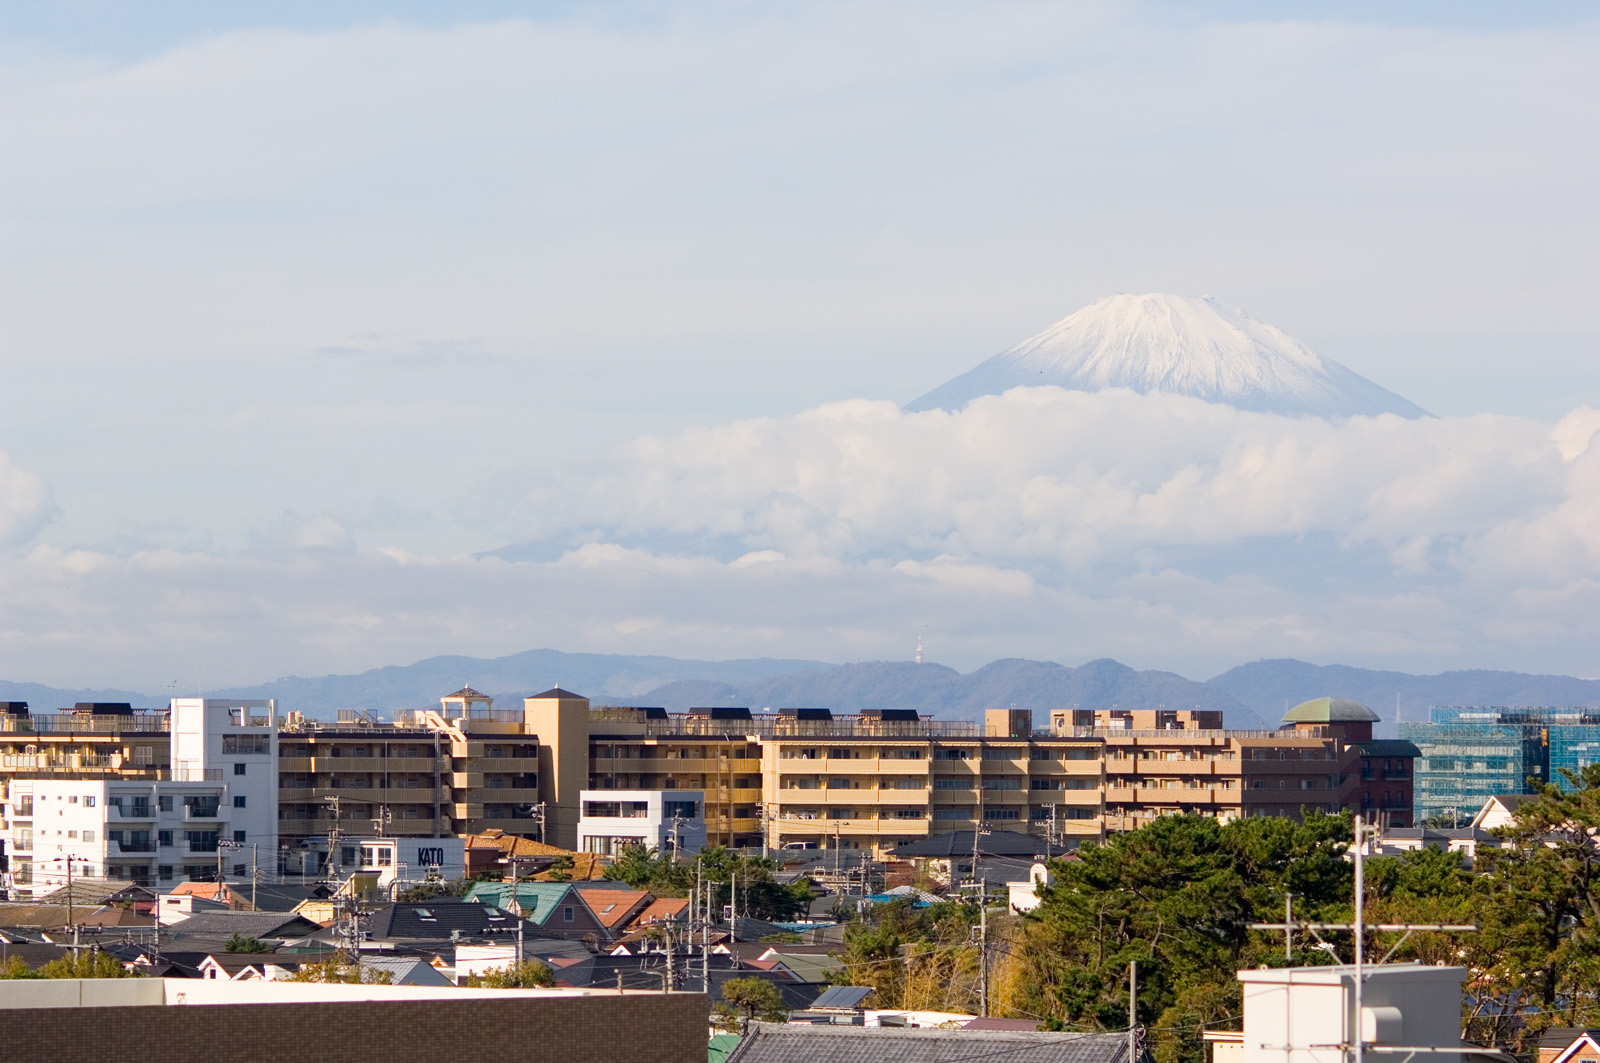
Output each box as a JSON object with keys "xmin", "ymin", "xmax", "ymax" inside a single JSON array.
[{"xmin": 906, "ymin": 293, "xmax": 1430, "ymax": 418}]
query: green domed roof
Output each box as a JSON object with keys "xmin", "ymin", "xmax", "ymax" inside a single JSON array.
[{"xmin": 1282, "ymin": 697, "xmax": 1380, "ymax": 724}]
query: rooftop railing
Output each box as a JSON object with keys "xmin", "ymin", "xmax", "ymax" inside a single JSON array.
[
  {"xmin": 0, "ymin": 713, "xmax": 169, "ymax": 734},
  {"xmin": 1057, "ymin": 726, "xmax": 1323, "ymax": 740},
  {"xmin": 614, "ymin": 716, "xmax": 982, "ymax": 738}
]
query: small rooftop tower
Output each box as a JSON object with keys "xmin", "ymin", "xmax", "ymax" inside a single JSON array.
[
  {"xmin": 1283, "ymin": 697, "xmax": 1379, "ymax": 742},
  {"xmin": 441, "ymin": 686, "xmax": 493, "ymax": 719}
]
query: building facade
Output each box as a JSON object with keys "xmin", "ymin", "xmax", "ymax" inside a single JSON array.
[
  {"xmin": 577, "ymin": 789, "xmax": 706, "ymax": 856},
  {"xmin": 1399, "ymin": 706, "xmax": 1600, "ymax": 824},
  {"xmin": 1, "ymin": 699, "xmax": 279, "ymax": 895}
]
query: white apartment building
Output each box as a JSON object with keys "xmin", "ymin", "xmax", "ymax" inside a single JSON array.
[
  {"xmin": 3, "ymin": 699, "xmax": 279, "ymax": 897},
  {"xmin": 576, "ymin": 789, "xmax": 706, "ymax": 856}
]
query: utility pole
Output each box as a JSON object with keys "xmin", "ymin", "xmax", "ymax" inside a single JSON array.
[
  {"xmin": 701, "ymin": 871, "xmax": 710, "ymax": 994},
  {"xmin": 1128, "ymin": 961, "xmax": 1138, "ymax": 1063},
  {"xmin": 252, "ymin": 845, "xmax": 259, "ymax": 912},
  {"xmin": 1354, "ymin": 815, "xmax": 1366, "ymax": 1063},
  {"xmin": 664, "ymin": 920, "xmax": 675, "ymax": 992},
  {"xmin": 324, "ymin": 795, "xmax": 343, "ymax": 882},
  {"xmin": 977, "ymin": 880, "xmax": 988, "ymax": 1017},
  {"xmin": 1284, "ymin": 892, "xmax": 1294, "ymax": 960}
]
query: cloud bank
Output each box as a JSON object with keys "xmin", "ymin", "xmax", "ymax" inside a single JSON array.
[{"xmin": 4, "ymin": 394, "xmax": 1600, "ymax": 689}]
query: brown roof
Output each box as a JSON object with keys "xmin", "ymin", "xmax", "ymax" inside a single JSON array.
[
  {"xmin": 461, "ymin": 833, "xmax": 608, "ymax": 880},
  {"xmin": 79, "ymin": 906, "xmax": 154, "ymax": 927},
  {"xmin": 632, "ymin": 897, "xmax": 689, "ymax": 926},
  {"xmin": 168, "ymin": 882, "xmax": 230, "ymax": 900},
  {"xmin": 576, "ymin": 888, "xmax": 651, "ymax": 930},
  {"xmin": 444, "ymin": 686, "xmax": 490, "ymax": 700}
]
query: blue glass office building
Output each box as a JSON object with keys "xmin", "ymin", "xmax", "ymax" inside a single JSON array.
[{"xmin": 1395, "ymin": 707, "xmax": 1600, "ymax": 824}]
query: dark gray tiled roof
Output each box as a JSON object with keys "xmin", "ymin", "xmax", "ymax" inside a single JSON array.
[
  {"xmin": 888, "ymin": 830, "xmax": 1050, "ymax": 859},
  {"xmin": 726, "ymin": 1023, "xmax": 1137, "ymax": 1063}
]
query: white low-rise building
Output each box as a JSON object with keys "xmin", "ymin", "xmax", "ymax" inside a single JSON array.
[
  {"xmin": 577, "ymin": 790, "xmax": 706, "ymax": 856},
  {"xmin": 3, "ymin": 699, "xmax": 279, "ymax": 897}
]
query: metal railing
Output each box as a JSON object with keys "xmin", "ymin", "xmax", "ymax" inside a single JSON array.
[
  {"xmin": 0, "ymin": 713, "xmax": 168, "ymax": 733},
  {"xmin": 617, "ymin": 716, "xmax": 982, "ymax": 738}
]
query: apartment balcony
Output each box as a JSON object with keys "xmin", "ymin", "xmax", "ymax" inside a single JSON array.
[
  {"xmin": 1025, "ymin": 761, "xmax": 1106, "ymax": 776},
  {"xmin": 182, "ymin": 806, "xmax": 223, "ymax": 821},
  {"xmin": 462, "ymin": 785, "xmax": 541, "ymax": 802},
  {"xmin": 112, "ymin": 840, "xmax": 156, "ymax": 854},
  {"xmin": 279, "ymin": 756, "xmax": 446, "ymax": 773},
  {"xmin": 774, "ymin": 757, "xmax": 930, "ymax": 775},
  {"xmin": 930, "ymin": 762, "xmax": 981, "ymax": 776},
  {"xmin": 772, "ymin": 817, "xmax": 930, "ymax": 836},
  {"xmin": 107, "ymin": 805, "xmax": 157, "ymax": 821}
]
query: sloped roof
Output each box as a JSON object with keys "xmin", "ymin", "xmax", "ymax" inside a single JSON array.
[
  {"xmin": 530, "ymin": 686, "xmax": 587, "ymax": 701},
  {"xmin": 633, "ymin": 897, "xmax": 689, "ymax": 926},
  {"xmin": 462, "ymin": 833, "xmax": 607, "ymax": 879},
  {"xmin": 360, "ymin": 955, "xmax": 455, "ymax": 986},
  {"xmin": 167, "ymin": 882, "xmax": 230, "ymax": 901},
  {"xmin": 726, "ymin": 1023, "xmax": 1138, "ymax": 1063},
  {"xmin": 1283, "ymin": 697, "xmax": 1380, "ymax": 724},
  {"xmin": 888, "ymin": 829, "xmax": 1049, "ymax": 860},
  {"xmin": 1350, "ymin": 739, "xmax": 1421, "ymax": 758},
  {"xmin": 0, "ymin": 905, "xmax": 74, "ymax": 929},
  {"xmin": 464, "ymin": 881, "xmax": 573, "ymax": 924},
  {"xmin": 367, "ymin": 901, "xmax": 521, "ymax": 941},
  {"xmin": 160, "ymin": 912, "xmax": 323, "ymax": 943},
  {"xmin": 444, "ymin": 686, "xmax": 490, "ymax": 700},
  {"xmin": 575, "ymin": 887, "xmax": 651, "ymax": 931}
]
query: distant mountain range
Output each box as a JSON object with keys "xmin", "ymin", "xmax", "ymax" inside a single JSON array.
[
  {"xmin": 6, "ymin": 650, "xmax": 1600, "ymax": 738},
  {"xmin": 905, "ymin": 293, "xmax": 1429, "ymax": 419}
]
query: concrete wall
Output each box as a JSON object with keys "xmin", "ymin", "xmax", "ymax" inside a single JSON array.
[
  {"xmin": 1239, "ymin": 964, "xmax": 1469, "ymax": 1063},
  {"xmin": 0, "ymin": 980, "xmax": 707, "ymax": 1063}
]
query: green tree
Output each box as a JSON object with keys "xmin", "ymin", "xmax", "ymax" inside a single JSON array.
[
  {"xmin": 225, "ymin": 934, "xmax": 271, "ymax": 954},
  {"xmin": 1007, "ymin": 811, "xmax": 1354, "ymax": 1063},
  {"xmin": 38, "ymin": 949, "xmax": 134, "ymax": 979},
  {"xmin": 1462, "ymin": 763, "xmax": 1600, "ymax": 1051},
  {"xmin": 287, "ymin": 957, "xmax": 393, "ymax": 984},
  {"xmin": 0, "ymin": 955, "xmax": 43, "ymax": 979},
  {"xmin": 398, "ymin": 876, "xmax": 474, "ymax": 902},
  {"xmin": 605, "ymin": 845, "xmax": 815, "ymax": 921},
  {"xmin": 713, "ymin": 976, "xmax": 790, "ymax": 1031},
  {"xmin": 459, "ymin": 959, "xmax": 557, "ymax": 988}
]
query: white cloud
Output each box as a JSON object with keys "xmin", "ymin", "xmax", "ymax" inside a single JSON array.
[
  {"xmin": 4, "ymin": 392, "xmax": 1600, "ymax": 688},
  {"xmin": 0, "ymin": 453, "xmax": 56, "ymax": 550}
]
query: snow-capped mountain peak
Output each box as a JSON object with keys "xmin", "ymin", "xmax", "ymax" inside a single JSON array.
[{"xmin": 906, "ymin": 293, "xmax": 1429, "ymax": 418}]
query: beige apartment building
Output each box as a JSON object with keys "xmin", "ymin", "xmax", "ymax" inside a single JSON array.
[
  {"xmin": 277, "ymin": 687, "xmax": 544, "ymax": 857},
  {"xmin": 1, "ymin": 689, "xmax": 1392, "ymax": 879},
  {"xmin": 0, "ymin": 702, "xmax": 171, "ymax": 780},
  {"xmin": 1050, "ymin": 707, "xmax": 1360, "ymax": 831}
]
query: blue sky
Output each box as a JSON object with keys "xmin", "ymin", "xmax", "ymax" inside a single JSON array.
[{"xmin": 2, "ymin": 3, "xmax": 1598, "ymax": 690}]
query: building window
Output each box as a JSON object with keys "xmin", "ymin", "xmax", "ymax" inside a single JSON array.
[
  {"xmin": 158, "ymin": 830, "xmax": 173, "ymax": 847},
  {"xmin": 233, "ymin": 796, "xmax": 247, "ymax": 808},
  {"xmin": 158, "ymin": 796, "xmax": 173, "ymax": 812},
  {"xmin": 82, "ymin": 830, "xmax": 96, "ymax": 843},
  {"xmin": 158, "ymin": 865, "xmax": 174, "ymax": 880},
  {"xmin": 84, "ymin": 796, "xmax": 96, "ymax": 807},
  {"xmin": 933, "ymin": 778, "xmax": 971, "ymax": 790},
  {"xmin": 234, "ymin": 830, "xmax": 246, "ymax": 843},
  {"xmin": 933, "ymin": 808, "xmax": 972, "ymax": 820},
  {"xmin": 234, "ymin": 763, "xmax": 247, "ymax": 776},
  {"xmin": 68, "ymin": 796, "xmax": 78, "ymax": 804},
  {"xmin": 986, "ymin": 809, "xmax": 1021, "ymax": 820},
  {"xmin": 563, "ymin": 906, "xmax": 575, "ymax": 922}
]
